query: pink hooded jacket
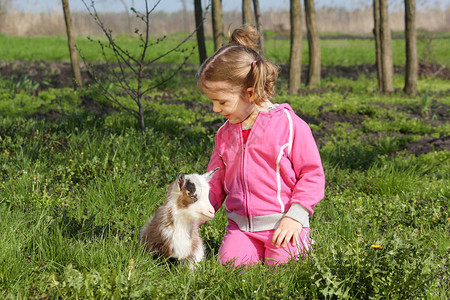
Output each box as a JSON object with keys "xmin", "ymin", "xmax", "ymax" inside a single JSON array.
[{"xmin": 207, "ymin": 103, "xmax": 325, "ymax": 232}]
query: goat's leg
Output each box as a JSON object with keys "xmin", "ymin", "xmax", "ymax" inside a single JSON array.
[{"xmin": 192, "ymin": 243, "xmax": 205, "ymax": 264}]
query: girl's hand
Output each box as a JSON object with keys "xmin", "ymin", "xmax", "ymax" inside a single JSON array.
[{"xmin": 272, "ymin": 217, "xmax": 303, "ymax": 248}]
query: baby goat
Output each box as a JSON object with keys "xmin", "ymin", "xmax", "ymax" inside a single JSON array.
[{"xmin": 140, "ymin": 168, "xmax": 218, "ymax": 268}]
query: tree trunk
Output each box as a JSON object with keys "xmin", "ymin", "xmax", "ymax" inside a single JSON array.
[
  {"xmin": 380, "ymin": 0, "xmax": 393, "ymax": 92},
  {"xmin": 61, "ymin": 0, "xmax": 82, "ymax": 89},
  {"xmin": 194, "ymin": 0, "xmax": 207, "ymax": 64},
  {"xmin": 304, "ymin": 0, "xmax": 320, "ymax": 87},
  {"xmin": 242, "ymin": 0, "xmax": 253, "ymax": 25},
  {"xmin": 404, "ymin": 0, "xmax": 418, "ymax": 95},
  {"xmin": 138, "ymin": 105, "xmax": 145, "ymax": 131},
  {"xmin": 373, "ymin": 0, "xmax": 394, "ymax": 93},
  {"xmin": 373, "ymin": 0, "xmax": 383, "ymax": 91},
  {"xmin": 212, "ymin": 0, "xmax": 224, "ymax": 51},
  {"xmin": 252, "ymin": 0, "xmax": 264, "ymax": 54},
  {"xmin": 288, "ymin": 0, "xmax": 302, "ymax": 94}
]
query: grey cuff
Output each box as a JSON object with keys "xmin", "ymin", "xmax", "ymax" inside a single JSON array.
[{"xmin": 285, "ymin": 203, "xmax": 310, "ymax": 227}]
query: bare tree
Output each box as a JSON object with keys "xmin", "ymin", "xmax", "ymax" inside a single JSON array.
[
  {"xmin": 180, "ymin": 0, "xmax": 189, "ymax": 32},
  {"xmin": 194, "ymin": 0, "xmax": 207, "ymax": 64},
  {"xmin": 212, "ymin": 0, "xmax": 224, "ymax": 51},
  {"xmin": 404, "ymin": 0, "xmax": 418, "ymax": 95},
  {"xmin": 119, "ymin": 0, "xmax": 133, "ymax": 34},
  {"xmin": 242, "ymin": 0, "xmax": 253, "ymax": 25},
  {"xmin": 80, "ymin": 0, "xmax": 197, "ymax": 131},
  {"xmin": 379, "ymin": 0, "xmax": 394, "ymax": 93},
  {"xmin": 373, "ymin": 0, "xmax": 394, "ymax": 93},
  {"xmin": 373, "ymin": 0, "xmax": 383, "ymax": 90},
  {"xmin": 304, "ymin": 0, "xmax": 320, "ymax": 87},
  {"xmin": 252, "ymin": 0, "xmax": 264, "ymax": 55},
  {"xmin": 288, "ymin": 0, "xmax": 302, "ymax": 94},
  {"xmin": 61, "ymin": 0, "xmax": 83, "ymax": 89}
]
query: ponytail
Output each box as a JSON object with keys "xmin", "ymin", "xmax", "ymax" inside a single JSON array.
[
  {"xmin": 198, "ymin": 25, "xmax": 278, "ymax": 104},
  {"xmin": 247, "ymin": 59, "xmax": 279, "ymax": 104},
  {"xmin": 228, "ymin": 25, "xmax": 260, "ymax": 50}
]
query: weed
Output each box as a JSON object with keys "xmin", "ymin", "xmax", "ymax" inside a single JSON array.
[{"xmin": 0, "ymin": 75, "xmax": 41, "ymax": 94}]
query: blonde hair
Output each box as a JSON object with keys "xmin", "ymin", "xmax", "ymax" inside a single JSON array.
[{"xmin": 197, "ymin": 25, "xmax": 279, "ymax": 104}]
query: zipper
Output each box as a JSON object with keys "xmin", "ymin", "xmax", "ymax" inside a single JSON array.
[
  {"xmin": 240, "ymin": 124, "xmax": 251, "ymax": 231},
  {"xmin": 240, "ymin": 112, "xmax": 264, "ymax": 232}
]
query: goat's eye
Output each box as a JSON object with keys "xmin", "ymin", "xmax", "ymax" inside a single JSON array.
[{"xmin": 189, "ymin": 193, "xmax": 198, "ymax": 202}]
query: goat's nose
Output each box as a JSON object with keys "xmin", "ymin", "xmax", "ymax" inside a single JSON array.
[{"xmin": 208, "ymin": 206, "xmax": 215, "ymax": 216}]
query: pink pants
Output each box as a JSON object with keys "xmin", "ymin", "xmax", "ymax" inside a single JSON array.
[{"xmin": 219, "ymin": 221, "xmax": 311, "ymax": 267}]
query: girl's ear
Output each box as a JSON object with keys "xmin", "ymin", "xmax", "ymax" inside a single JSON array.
[{"xmin": 246, "ymin": 87, "xmax": 255, "ymax": 103}]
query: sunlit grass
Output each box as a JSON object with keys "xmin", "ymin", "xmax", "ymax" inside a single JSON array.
[
  {"xmin": 0, "ymin": 33, "xmax": 449, "ymax": 298},
  {"xmin": 0, "ymin": 81, "xmax": 448, "ymax": 298},
  {"xmin": 1, "ymin": 33, "xmax": 449, "ymax": 66}
]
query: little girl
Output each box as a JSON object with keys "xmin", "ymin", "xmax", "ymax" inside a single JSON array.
[{"xmin": 197, "ymin": 25, "xmax": 325, "ymax": 267}]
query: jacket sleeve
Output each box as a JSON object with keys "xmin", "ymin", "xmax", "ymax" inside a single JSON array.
[
  {"xmin": 286, "ymin": 114, "xmax": 325, "ymax": 225},
  {"xmin": 207, "ymin": 146, "xmax": 228, "ymax": 212}
]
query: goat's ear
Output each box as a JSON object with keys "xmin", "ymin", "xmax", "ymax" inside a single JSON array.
[
  {"xmin": 176, "ymin": 172, "xmax": 186, "ymax": 190},
  {"xmin": 203, "ymin": 167, "xmax": 219, "ymax": 182}
]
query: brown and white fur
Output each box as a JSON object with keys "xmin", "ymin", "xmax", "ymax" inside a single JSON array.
[{"xmin": 140, "ymin": 168, "xmax": 218, "ymax": 268}]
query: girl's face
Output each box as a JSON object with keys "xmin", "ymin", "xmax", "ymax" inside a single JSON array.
[{"xmin": 201, "ymin": 81, "xmax": 257, "ymax": 126}]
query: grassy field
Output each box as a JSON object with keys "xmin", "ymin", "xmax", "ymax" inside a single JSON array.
[
  {"xmin": 0, "ymin": 33, "xmax": 449, "ymax": 66},
  {"xmin": 0, "ymin": 33, "xmax": 449, "ymax": 299}
]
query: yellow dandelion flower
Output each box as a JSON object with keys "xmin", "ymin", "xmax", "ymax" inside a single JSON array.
[{"xmin": 371, "ymin": 244, "xmax": 383, "ymax": 250}]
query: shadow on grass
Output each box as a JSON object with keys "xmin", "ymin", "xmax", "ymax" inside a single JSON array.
[
  {"xmin": 321, "ymin": 143, "xmax": 380, "ymax": 170},
  {"xmin": 53, "ymin": 208, "xmax": 136, "ymax": 242}
]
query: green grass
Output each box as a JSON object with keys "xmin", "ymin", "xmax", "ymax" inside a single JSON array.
[
  {"xmin": 0, "ymin": 33, "xmax": 449, "ymax": 66},
  {"xmin": 0, "ymin": 34, "xmax": 208, "ymax": 64},
  {"xmin": 1, "ymin": 74, "xmax": 449, "ymax": 298},
  {"xmin": 0, "ymin": 33, "xmax": 449, "ymax": 298}
]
